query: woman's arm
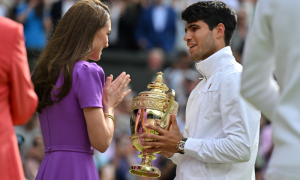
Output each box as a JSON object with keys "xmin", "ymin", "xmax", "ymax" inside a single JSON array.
[
  {"xmin": 84, "ymin": 73, "xmax": 131, "ymax": 152},
  {"xmin": 83, "ymin": 107, "xmax": 114, "ymax": 153}
]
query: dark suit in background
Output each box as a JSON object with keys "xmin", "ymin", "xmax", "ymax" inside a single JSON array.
[
  {"xmin": 135, "ymin": 4, "xmax": 176, "ymax": 53},
  {"xmin": 50, "ymin": 0, "xmax": 62, "ymax": 32}
]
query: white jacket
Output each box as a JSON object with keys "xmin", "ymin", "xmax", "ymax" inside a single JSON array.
[
  {"xmin": 241, "ymin": 0, "xmax": 300, "ymax": 179},
  {"xmin": 170, "ymin": 47, "xmax": 260, "ymax": 180}
]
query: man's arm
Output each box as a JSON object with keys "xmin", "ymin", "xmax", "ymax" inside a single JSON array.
[
  {"xmin": 184, "ymin": 73, "xmax": 261, "ymax": 163},
  {"xmin": 142, "ymin": 74, "xmax": 260, "ymax": 164},
  {"xmin": 240, "ymin": 0, "xmax": 278, "ymax": 121},
  {"xmin": 10, "ymin": 24, "xmax": 38, "ymax": 125},
  {"xmin": 168, "ymin": 153, "xmax": 179, "ymax": 165}
]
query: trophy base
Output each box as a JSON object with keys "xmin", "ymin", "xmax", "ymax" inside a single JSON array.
[{"xmin": 129, "ymin": 164, "xmax": 161, "ymax": 178}]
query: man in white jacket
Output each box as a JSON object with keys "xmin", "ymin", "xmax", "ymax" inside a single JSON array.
[
  {"xmin": 141, "ymin": 1, "xmax": 261, "ymax": 180},
  {"xmin": 240, "ymin": 0, "xmax": 300, "ymax": 180}
]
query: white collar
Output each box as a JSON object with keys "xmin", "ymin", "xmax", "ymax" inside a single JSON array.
[{"xmin": 195, "ymin": 46, "xmax": 234, "ymax": 79}]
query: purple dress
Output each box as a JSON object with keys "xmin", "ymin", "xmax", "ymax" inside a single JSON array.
[{"xmin": 36, "ymin": 61, "xmax": 105, "ymax": 180}]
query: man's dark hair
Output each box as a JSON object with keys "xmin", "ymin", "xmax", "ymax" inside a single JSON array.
[{"xmin": 182, "ymin": 1, "xmax": 237, "ymax": 46}]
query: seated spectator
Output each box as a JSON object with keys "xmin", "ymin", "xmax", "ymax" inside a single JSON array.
[
  {"xmin": 16, "ymin": 0, "xmax": 51, "ymax": 49},
  {"xmin": 107, "ymin": 0, "xmax": 124, "ymax": 48},
  {"xmin": 15, "ymin": 113, "xmax": 42, "ymax": 161},
  {"xmin": 99, "ymin": 163, "xmax": 116, "ymax": 180},
  {"xmin": 147, "ymin": 48, "xmax": 165, "ymax": 73},
  {"xmin": 23, "ymin": 136, "xmax": 45, "ymax": 180},
  {"xmin": 116, "ymin": 0, "xmax": 142, "ymax": 50},
  {"xmin": 144, "ymin": 48, "xmax": 165, "ymax": 86},
  {"xmin": 114, "ymin": 89, "xmax": 135, "ymax": 136},
  {"xmin": 135, "ymin": 0, "xmax": 176, "ymax": 53},
  {"xmin": 113, "ymin": 134, "xmax": 139, "ymax": 180},
  {"xmin": 231, "ymin": 8, "xmax": 247, "ymax": 58}
]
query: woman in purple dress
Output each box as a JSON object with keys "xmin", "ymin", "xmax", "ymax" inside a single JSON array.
[{"xmin": 31, "ymin": 0, "xmax": 131, "ymax": 179}]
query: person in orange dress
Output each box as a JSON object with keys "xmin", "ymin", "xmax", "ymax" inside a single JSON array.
[{"xmin": 0, "ymin": 16, "xmax": 38, "ymax": 180}]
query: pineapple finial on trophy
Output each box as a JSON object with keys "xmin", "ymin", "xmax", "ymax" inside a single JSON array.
[
  {"xmin": 155, "ymin": 72, "xmax": 164, "ymax": 83},
  {"xmin": 148, "ymin": 72, "xmax": 168, "ymax": 92}
]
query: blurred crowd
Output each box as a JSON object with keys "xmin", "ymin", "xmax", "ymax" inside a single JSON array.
[{"xmin": 0, "ymin": 0, "xmax": 272, "ymax": 179}]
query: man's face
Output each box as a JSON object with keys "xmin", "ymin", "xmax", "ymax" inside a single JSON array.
[{"xmin": 184, "ymin": 20, "xmax": 217, "ymax": 61}]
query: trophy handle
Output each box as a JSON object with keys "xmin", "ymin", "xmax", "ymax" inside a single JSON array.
[{"xmin": 161, "ymin": 89, "xmax": 175, "ymax": 123}]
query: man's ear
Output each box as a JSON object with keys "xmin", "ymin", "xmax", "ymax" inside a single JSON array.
[{"xmin": 214, "ymin": 23, "xmax": 225, "ymax": 39}]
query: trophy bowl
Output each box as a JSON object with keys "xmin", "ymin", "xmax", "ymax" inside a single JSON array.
[{"xmin": 129, "ymin": 72, "xmax": 179, "ymax": 178}]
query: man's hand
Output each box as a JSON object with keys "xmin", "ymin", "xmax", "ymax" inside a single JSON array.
[
  {"xmin": 141, "ymin": 114, "xmax": 184, "ymax": 158},
  {"xmin": 129, "ymin": 136, "xmax": 138, "ymax": 151}
]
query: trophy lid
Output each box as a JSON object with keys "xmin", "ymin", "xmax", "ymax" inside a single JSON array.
[
  {"xmin": 132, "ymin": 72, "xmax": 178, "ymax": 114},
  {"xmin": 147, "ymin": 72, "xmax": 168, "ymax": 93}
]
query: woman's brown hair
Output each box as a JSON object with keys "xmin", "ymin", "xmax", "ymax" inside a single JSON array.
[{"xmin": 32, "ymin": 0, "xmax": 110, "ymax": 113}]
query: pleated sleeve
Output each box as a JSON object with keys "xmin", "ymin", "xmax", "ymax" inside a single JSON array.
[{"xmin": 74, "ymin": 63, "xmax": 105, "ymax": 109}]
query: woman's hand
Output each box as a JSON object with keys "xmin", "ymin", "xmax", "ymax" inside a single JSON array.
[
  {"xmin": 84, "ymin": 72, "xmax": 130, "ymax": 152},
  {"xmin": 102, "ymin": 72, "xmax": 131, "ymax": 114}
]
